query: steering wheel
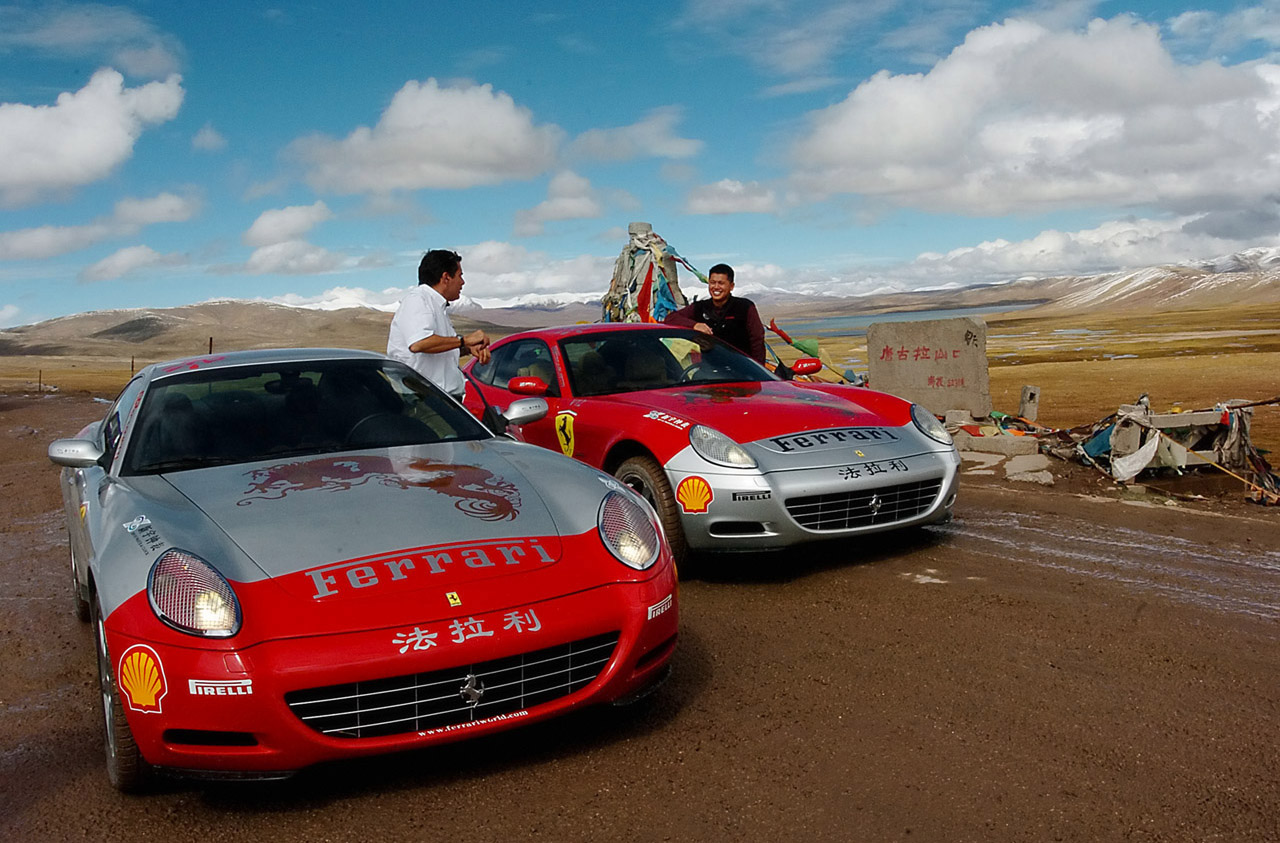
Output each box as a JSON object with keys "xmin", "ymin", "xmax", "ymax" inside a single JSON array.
[
  {"xmin": 343, "ymin": 413, "xmax": 393, "ymax": 446},
  {"xmin": 678, "ymin": 362, "xmax": 706, "ymax": 382}
]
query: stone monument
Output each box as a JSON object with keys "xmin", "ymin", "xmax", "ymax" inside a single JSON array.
[{"xmin": 866, "ymin": 316, "xmax": 992, "ymax": 417}]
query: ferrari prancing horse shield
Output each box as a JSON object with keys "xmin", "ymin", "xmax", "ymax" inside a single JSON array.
[{"xmin": 555, "ymin": 411, "xmax": 576, "ymax": 457}]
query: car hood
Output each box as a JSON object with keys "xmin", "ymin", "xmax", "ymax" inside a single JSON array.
[
  {"xmin": 162, "ymin": 441, "xmax": 569, "ymax": 590},
  {"xmin": 607, "ymin": 380, "xmax": 910, "ymax": 442}
]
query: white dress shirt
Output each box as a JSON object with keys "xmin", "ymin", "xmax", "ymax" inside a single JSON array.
[{"xmin": 387, "ymin": 284, "xmax": 464, "ymax": 397}]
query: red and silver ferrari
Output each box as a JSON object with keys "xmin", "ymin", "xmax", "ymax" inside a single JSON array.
[
  {"xmin": 49, "ymin": 348, "xmax": 677, "ymax": 791},
  {"xmin": 464, "ymin": 323, "xmax": 960, "ymax": 562}
]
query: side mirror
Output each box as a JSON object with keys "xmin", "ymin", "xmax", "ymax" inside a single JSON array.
[
  {"xmin": 508, "ymin": 376, "xmax": 549, "ymax": 396},
  {"xmin": 792, "ymin": 358, "xmax": 822, "ymax": 376},
  {"xmin": 48, "ymin": 438, "xmax": 105, "ymax": 468},
  {"xmin": 503, "ymin": 397, "xmax": 549, "ymax": 426}
]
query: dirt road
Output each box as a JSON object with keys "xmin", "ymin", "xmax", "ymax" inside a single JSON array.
[{"xmin": 3, "ymin": 393, "xmax": 1278, "ymax": 842}]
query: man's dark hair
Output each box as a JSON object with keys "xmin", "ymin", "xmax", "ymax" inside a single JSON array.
[
  {"xmin": 708, "ymin": 263, "xmax": 735, "ymax": 282},
  {"xmin": 418, "ymin": 249, "xmax": 462, "ymax": 287}
]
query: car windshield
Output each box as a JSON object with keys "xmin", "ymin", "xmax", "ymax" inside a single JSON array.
[
  {"xmin": 123, "ymin": 358, "xmax": 490, "ymax": 475},
  {"xmin": 561, "ymin": 329, "xmax": 775, "ymax": 397}
]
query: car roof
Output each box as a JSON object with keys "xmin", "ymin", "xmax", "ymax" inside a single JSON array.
[
  {"xmin": 510, "ymin": 323, "xmax": 695, "ymax": 341},
  {"xmin": 141, "ymin": 347, "xmax": 388, "ymax": 382}
]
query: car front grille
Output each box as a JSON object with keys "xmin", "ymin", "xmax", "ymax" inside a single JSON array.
[
  {"xmin": 285, "ymin": 632, "xmax": 619, "ymax": 739},
  {"xmin": 785, "ymin": 479, "xmax": 943, "ymax": 531}
]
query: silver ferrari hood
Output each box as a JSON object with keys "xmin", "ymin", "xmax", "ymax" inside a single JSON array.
[{"xmin": 162, "ymin": 441, "xmax": 566, "ymax": 582}]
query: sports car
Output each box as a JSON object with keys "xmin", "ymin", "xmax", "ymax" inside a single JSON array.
[
  {"xmin": 48, "ymin": 348, "xmax": 677, "ymax": 791},
  {"xmin": 463, "ymin": 324, "xmax": 960, "ymax": 561}
]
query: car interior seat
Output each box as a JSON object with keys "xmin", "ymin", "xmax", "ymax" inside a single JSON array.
[
  {"xmin": 516, "ymin": 358, "xmax": 558, "ymax": 395},
  {"xmin": 618, "ymin": 347, "xmax": 669, "ymax": 391},
  {"xmin": 572, "ymin": 350, "xmax": 615, "ymax": 395},
  {"xmin": 141, "ymin": 393, "xmax": 210, "ymax": 467}
]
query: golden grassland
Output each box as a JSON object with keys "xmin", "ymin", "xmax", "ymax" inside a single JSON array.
[{"xmin": 2, "ymin": 303, "xmax": 1277, "ymax": 453}]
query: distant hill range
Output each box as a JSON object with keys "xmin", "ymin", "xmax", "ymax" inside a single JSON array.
[{"xmin": 3, "ymin": 250, "xmax": 1278, "ymax": 361}]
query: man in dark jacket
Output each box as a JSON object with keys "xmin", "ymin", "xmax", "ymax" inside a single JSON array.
[{"xmin": 663, "ymin": 263, "xmax": 766, "ymax": 363}]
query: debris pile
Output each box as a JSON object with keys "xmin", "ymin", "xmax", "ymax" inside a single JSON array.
[{"xmin": 948, "ymin": 395, "xmax": 1280, "ymax": 505}]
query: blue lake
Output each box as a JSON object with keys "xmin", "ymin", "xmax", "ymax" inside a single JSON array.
[{"xmin": 774, "ymin": 303, "xmax": 1038, "ymax": 339}]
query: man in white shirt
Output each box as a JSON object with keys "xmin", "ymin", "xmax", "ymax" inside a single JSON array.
[{"xmin": 387, "ymin": 250, "xmax": 490, "ymax": 399}]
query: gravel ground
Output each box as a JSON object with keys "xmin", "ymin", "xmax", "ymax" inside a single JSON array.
[{"xmin": 3, "ymin": 392, "xmax": 1278, "ymax": 843}]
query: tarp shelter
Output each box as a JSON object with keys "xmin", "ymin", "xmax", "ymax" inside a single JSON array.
[{"xmin": 601, "ymin": 222, "xmax": 698, "ymax": 323}]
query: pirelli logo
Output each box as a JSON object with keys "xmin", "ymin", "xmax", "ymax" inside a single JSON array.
[
  {"xmin": 769, "ymin": 427, "xmax": 899, "ymax": 453},
  {"xmin": 188, "ymin": 679, "xmax": 253, "ymax": 696},
  {"xmin": 647, "ymin": 594, "xmax": 673, "ymax": 620}
]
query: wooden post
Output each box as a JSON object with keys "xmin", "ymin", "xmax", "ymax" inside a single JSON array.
[{"xmin": 209, "ymin": 337, "xmax": 213, "ymax": 354}]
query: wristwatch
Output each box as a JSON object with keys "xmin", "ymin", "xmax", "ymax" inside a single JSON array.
[{"xmin": 457, "ymin": 335, "xmax": 466, "ymax": 353}]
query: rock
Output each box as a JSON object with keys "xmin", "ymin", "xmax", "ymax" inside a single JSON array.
[{"xmin": 1008, "ymin": 469, "xmax": 1055, "ymax": 485}]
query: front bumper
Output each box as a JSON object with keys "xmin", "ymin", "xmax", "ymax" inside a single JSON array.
[
  {"xmin": 106, "ymin": 571, "xmax": 678, "ymax": 778},
  {"xmin": 669, "ymin": 447, "xmax": 960, "ymax": 551}
]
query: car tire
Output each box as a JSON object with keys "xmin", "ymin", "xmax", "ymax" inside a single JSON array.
[
  {"xmin": 93, "ymin": 600, "xmax": 150, "ymax": 793},
  {"xmin": 615, "ymin": 455, "xmax": 686, "ymax": 564},
  {"xmin": 69, "ymin": 544, "xmax": 89, "ymax": 623}
]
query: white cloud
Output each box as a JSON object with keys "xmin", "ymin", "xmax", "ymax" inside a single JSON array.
[
  {"xmin": 681, "ymin": 0, "xmax": 897, "ymax": 77},
  {"xmin": 0, "ymin": 69, "xmax": 184, "ymax": 207},
  {"xmin": 243, "ymin": 201, "xmax": 333, "ymax": 247},
  {"xmin": 0, "ymin": 192, "xmax": 198, "ymax": 259},
  {"xmin": 0, "ymin": 4, "xmax": 183, "ymax": 79},
  {"xmin": 453, "ymin": 240, "xmax": 614, "ymax": 299},
  {"xmin": 0, "ymin": 222, "xmax": 113, "ymax": 261},
  {"xmin": 243, "ymin": 240, "xmax": 346, "ymax": 275},
  {"xmin": 514, "ymin": 171, "xmax": 604, "ymax": 236},
  {"xmin": 192, "ymin": 122, "xmax": 227, "ymax": 152},
  {"xmin": 756, "ymin": 213, "xmax": 1280, "ymax": 297},
  {"xmin": 790, "ymin": 16, "xmax": 1280, "ymax": 217},
  {"xmin": 1165, "ymin": 4, "xmax": 1280, "ymax": 56},
  {"xmin": 113, "ymin": 192, "xmax": 199, "ymax": 226},
  {"xmin": 269, "ymin": 285, "xmax": 409, "ymax": 312},
  {"xmin": 0, "ymin": 304, "xmax": 21, "ymax": 328},
  {"xmin": 289, "ymin": 78, "xmax": 562, "ymax": 194},
  {"xmin": 687, "ymin": 178, "xmax": 779, "ymax": 214},
  {"xmin": 901, "ymin": 215, "xmax": 1264, "ymax": 284},
  {"xmin": 80, "ymin": 244, "xmax": 186, "ymax": 281},
  {"xmin": 761, "ymin": 76, "xmax": 842, "ymax": 98},
  {"xmin": 568, "ymin": 107, "xmax": 703, "ymax": 162}
]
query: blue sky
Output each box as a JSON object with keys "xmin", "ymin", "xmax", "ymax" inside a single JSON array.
[{"xmin": 2, "ymin": 0, "xmax": 1280, "ymax": 327}]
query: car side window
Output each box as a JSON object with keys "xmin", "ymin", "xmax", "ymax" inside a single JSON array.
[
  {"xmin": 101, "ymin": 376, "xmax": 146, "ymax": 468},
  {"xmin": 470, "ymin": 356, "xmax": 496, "ymax": 385},
  {"xmin": 491, "ymin": 339, "xmax": 559, "ymax": 397}
]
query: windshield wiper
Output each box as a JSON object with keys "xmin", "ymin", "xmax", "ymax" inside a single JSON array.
[{"xmin": 139, "ymin": 455, "xmax": 240, "ymax": 473}]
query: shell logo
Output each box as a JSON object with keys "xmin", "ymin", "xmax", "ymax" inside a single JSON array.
[
  {"xmin": 118, "ymin": 644, "xmax": 167, "ymax": 714},
  {"xmin": 676, "ymin": 476, "xmax": 713, "ymax": 514}
]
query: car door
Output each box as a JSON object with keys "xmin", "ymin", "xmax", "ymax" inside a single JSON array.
[
  {"xmin": 468, "ymin": 338, "xmax": 564, "ymax": 451},
  {"xmin": 64, "ymin": 376, "xmax": 146, "ymax": 586}
]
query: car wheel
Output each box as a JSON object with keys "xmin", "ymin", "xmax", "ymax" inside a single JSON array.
[
  {"xmin": 615, "ymin": 455, "xmax": 686, "ymax": 563},
  {"xmin": 69, "ymin": 544, "xmax": 89, "ymax": 623},
  {"xmin": 93, "ymin": 600, "xmax": 149, "ymax": 793}
]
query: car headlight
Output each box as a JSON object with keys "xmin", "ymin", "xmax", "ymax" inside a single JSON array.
[
  {"xmin": 598, "ymin": 490, "xmax": 661, "ymax": 570},
  {"xmin": 148, "ymin": 548, "xmax": 242, "ymax": 637},
  {"xmin": 689, "ymin": 425, "xmax": 756, "ymax": 468},
  {"xmin": 911, "ymin": 403, "xmax": 952, "ymax": 446}
]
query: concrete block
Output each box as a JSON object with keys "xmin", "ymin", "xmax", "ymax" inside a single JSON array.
[
  {"xmin": 945, "ymin": 409, "xmax": 975, "ymax": 426},
  {"xmin": 1019, "ymin": 385, "xmax": 1040, "ymax": 422},
  {"xmin": 952, "ymin": 431, "xmax": 1040, "ymax": 456},
  {"xmin": 1008, "ymin": 470, "xmax": 1055, "ymax": 486},
  {"xmin": 1005, "ymin": 453, "xmax": 1050, "ymax": 475}
]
